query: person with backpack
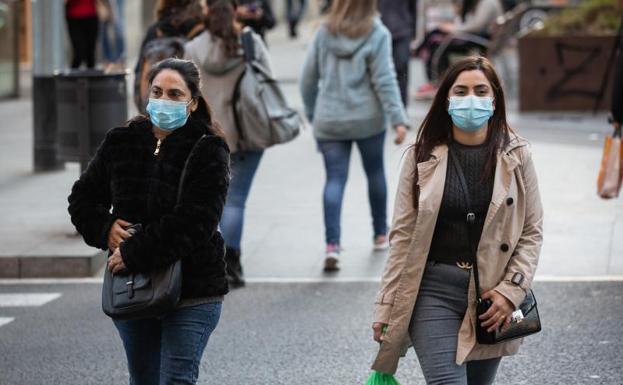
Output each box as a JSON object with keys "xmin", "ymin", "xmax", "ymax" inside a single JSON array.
[
  {"xmin": 184, "ymin": 0, "xmax": 274, "ymax": 288},
  {"xmin": 300, "ymin": 0, "xmax": 409, "ymax": 272},
  {"xmin": 134, "ymin": 0, "xmax": 206, "ymax": 113}
]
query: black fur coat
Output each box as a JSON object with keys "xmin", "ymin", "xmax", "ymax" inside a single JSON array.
[{"xmin": 68, "ymin": 117, "xmax": 230, "ymax": 298}]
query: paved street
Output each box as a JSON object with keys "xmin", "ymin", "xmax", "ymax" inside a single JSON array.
[
  {"xmin": 1, "ymin": 15, "xmax": 623, "ymax": 385},
  {"xmin": 0, "ymin": 281, "xmax": 622, "ymax": 385}
]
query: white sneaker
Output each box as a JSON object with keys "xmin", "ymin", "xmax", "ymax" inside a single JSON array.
[
  {"xmin": 373, "ymin": 235, "xmax": 389, "ymax": 251},
  {"xmin": 324, "ymin": 244, "xmax": 340, "ymax": 272}
]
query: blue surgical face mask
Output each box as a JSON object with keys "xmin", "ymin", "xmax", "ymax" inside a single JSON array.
[
  {"xmin": 146, "ymin": 98, "xmax": 191, "ymax": 131},
  {"xmin": 448, "ymin": 95, "xmax": 494, "ymax": 132}
]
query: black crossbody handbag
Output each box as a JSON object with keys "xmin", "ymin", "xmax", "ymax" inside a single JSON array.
[
  {"xmin": 449, "ymin": 146, "xmax": 541, "ymax": 345},
  {"xmin": 102, "ymin": 135, "xmax": 205, "ymax": 320}
]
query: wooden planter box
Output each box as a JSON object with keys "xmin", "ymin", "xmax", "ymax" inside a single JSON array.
[{"xmin": 519, "ymin": 34, "xmax": 617, "ymax": 111}]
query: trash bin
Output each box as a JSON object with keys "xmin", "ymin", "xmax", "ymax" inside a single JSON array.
[{"xmin": 56, "ymin": 70, "xmax": 128, "ymax": 171}]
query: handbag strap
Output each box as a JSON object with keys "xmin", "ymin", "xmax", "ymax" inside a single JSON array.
[
  {"xmin": 448, "ymin": 145, "xmax": 484, "ymax": 301},
  {"xmin": 176, "ymin": 135, "xmax": 206, "ymax": 204}
]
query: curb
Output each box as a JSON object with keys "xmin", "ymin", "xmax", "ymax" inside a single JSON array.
[{"xmin": 0, "ymin": 252, "xmax": 107, "ymax": 278}]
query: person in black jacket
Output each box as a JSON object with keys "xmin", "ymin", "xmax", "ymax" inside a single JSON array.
[
  {"xmin": 378, "ymin": 0, "xmax": 416, "ymax": 107},
  {"xmin": 237, "ymin": 0, "xmax": 276, "ymax": 40},
  {"xmin": 68, "ymin": 58, "xmax": 230, "ymax": 385}
]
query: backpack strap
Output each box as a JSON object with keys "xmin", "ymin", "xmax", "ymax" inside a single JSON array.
[{"xmin": 240, "ymin": 28, "xmax": 256, "ymax": 63}]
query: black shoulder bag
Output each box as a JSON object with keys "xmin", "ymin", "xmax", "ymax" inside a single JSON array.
[
  {"xmin": 102, "ymin": 135, "xmax": 206, "ymax": 320},
  {"xmin": 448, "ymin": 146, "xmax": 541, "ymax": 345}
]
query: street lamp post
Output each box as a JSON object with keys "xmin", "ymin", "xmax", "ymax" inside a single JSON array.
[{"xmin": 31, "ymin": 0, "xmax": 65, "ymax": 172}]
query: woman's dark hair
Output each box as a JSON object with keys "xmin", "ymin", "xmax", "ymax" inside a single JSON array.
[
  {"xmin": 411, "ymin": 56, "xmax": 512, "ymax": 209},
  {"xmin": 155, "ymin": 0, "xmax": 198, "ymax": 18},
  {"xmin": 139, "ymin": 58, "xmax": 225, "ymax": 138},
  {"xmin": 205, "ymin": 0, "xmax": 240, "ymax": 58},
  {"xmin": 461, "ymin": 0, "xmax": 479, "ymax": 21}
]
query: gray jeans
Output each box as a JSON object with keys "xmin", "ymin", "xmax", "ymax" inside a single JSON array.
[{"xmin": 409, "ymin": 261, "xmax": 501, "ymax": 385}]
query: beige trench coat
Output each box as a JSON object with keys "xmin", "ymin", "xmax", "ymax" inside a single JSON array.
[{"xmin": 372, "ymin": 135, "xmax": 543, "ymax": 374}]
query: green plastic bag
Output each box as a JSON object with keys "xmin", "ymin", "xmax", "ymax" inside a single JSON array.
[
  {"xmin": 365, "ymin": 326, "xmax": 402, "ymax": 385},
  {"xmin": 363, "ymin": 371, "xmax": 402, "ymax": 385}
]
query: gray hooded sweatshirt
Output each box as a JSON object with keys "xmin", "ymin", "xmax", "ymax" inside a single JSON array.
[
  {"xmin": 300, "ymin": 18, "xmax": 408, "ymax": 141},
  {"xmin": 184, "ymin": 29, "xmax": 272, "ymax": 153}
]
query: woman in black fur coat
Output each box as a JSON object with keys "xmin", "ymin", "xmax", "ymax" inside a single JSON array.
[{"xmin": 68, "ymin": 58, "xmax": 230, "ymax": 385}]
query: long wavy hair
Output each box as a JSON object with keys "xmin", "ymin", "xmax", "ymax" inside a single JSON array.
[
  {"xmin": 134, "ymin": 58, "xmax": 225, "ymax": 138},
  {"xmin": 205, "ymin": 0, "xmax": 240, "ymax": 58},
  {"xmin": 411, "ymin": 56, "xmax": 513, "ymax": 209},
  {"xmin": 326, "ymin": 0, "xmax": 377, "ymax": 38},
  {"xmin": 155, "ymin": 0, "xmax": 199, "ymax": 18}
]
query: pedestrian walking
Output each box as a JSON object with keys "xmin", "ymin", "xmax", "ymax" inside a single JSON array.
[
  {"xmin": 414, "ymin": 0, "xmax": 503, "ymax": 100},
  {"xmin": 300, "ymin": 0, "xmax": 409, "ymax": 272},
  {"xmin": 100, "ymin": 0, "xmax": 126, "ymax": 71},
  {"xmin": 185, "ymin": 0, "xmax": 274, "ymax": 288},
  {"xmin": 65, "ymin": 0, "xmax": 99, "ymax": 69},
  {"xmin": 371, "ymin": 56, "xmax": 543, "ymax": 384},
  {"xmin": 237, "ymin": 0, "xmax": 276, "ymax": 41},
  {"xmin": 378, "ymin": 0, "xmax": 417, "ymax": 107},
  {"xmin": 286, "ymin": 0, "xmax": 306, "ymax": 38},
  {"xmin": 134, "ymin": 0, "xmax": 206, "ymax": 112},
  {"xmin": 68, "ymin": 58, "xmax": 230, "ymax": 385}
]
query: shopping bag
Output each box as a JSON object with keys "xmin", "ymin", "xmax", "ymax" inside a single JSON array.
[
  {"xmin": 597, "ymin": 131, "xmax": 623, "ymax": 199},
  {"xmin": 363, "ymin": 371, "xmax": 402, "ymax": 385}
]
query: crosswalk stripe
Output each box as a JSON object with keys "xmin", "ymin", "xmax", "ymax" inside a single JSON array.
[
  {"xmin": 0, "ymin": 293, "xmax": 61, "ymax": 307},
  {"xmin": 0, "ymin": 317, "xmax": 15, "ymax": 328}
]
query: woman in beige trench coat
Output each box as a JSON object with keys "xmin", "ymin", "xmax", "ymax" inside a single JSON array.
[{"xmin": 371, "ymin": 56, "xmax": 543, "ymax": 384}]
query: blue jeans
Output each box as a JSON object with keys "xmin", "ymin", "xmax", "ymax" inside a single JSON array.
[
  {"xmin": 317, "ymin": 131, "xmax": 387, "ymax": 245},
  {"xmin": 101, "ymin": 0, "xmax": 125, "ymax": 63},
  {"xmin": 113, "ymin": 302, "xmax": 222, "ymax": 385},
  {"xmin": 409, "ymin": 262, "xmax": 501, "ymax": 385},
  {"xmin": 220, "ymin": 150, "xmax": 264, "ymax": 250}
]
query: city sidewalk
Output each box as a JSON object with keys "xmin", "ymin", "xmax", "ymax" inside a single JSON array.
[{"xmin": 0, "ymin": 21, "xmax": 621, "ymax": 279}]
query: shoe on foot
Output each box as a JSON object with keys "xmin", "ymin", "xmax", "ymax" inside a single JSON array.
[
  {"xmin": 414, "ymin": 82, "xmax": 438, "ymax": 101},
  {"xmin": 373, "ymin": 235, "xmax": 389, "ymax": 251},
  {"xmin": 225, "ymin": 247, "xmax": 245, "ymax": 288},
  {"xmin": 323, "ymin": 244, "xmax": 340, "ymax": 272}
]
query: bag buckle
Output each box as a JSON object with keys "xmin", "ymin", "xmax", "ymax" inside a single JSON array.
[
  {"xmin": 126, "ymin": 280, "xmax": 135, "ymax": 299},
  {"xmin": 466, "ymin": 213, "xmax": 476, "ymax": 224},
  {"xmin": 456, "ymin": 261, "xmax": 473, "ymax": 270},
  {"xmin": 511, "ymin": 309, "xmax": 524, "ymax": 323}
]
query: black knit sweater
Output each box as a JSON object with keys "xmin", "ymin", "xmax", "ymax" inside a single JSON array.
[
  {"xmin": 428, "ymin": 141, "xmax": 494, "ymax": 265},
  {"xmin": 68, "ymin": 117, "xmax": 230, "ymax": 298}
]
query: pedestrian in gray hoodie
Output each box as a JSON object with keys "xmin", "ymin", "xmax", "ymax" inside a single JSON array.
[
  {"xmin": 185, "ymin": 0, "xmax": 272, "ymax": 288},
  {"xmin": 300, "ymin": 0, "xmax": 409, "ymax": 272}
]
